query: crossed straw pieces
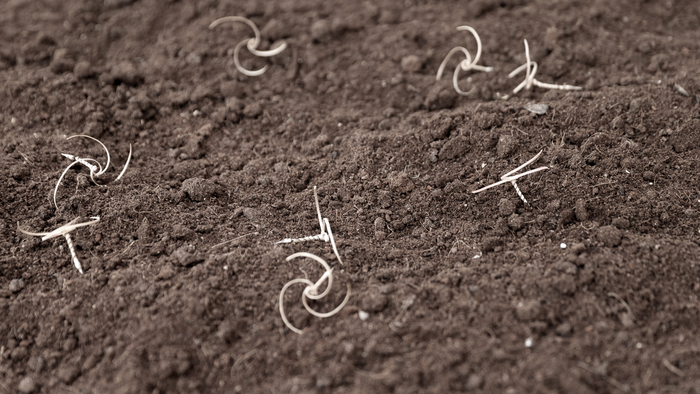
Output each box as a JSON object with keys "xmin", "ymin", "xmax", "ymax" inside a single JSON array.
[
  {"xmin": 276, "ymin": 186, "xmax": 350, "ymax": 334},
  {"xmin": 472, "ymin": 150, "xmax": 549, "ymax": 204},
  {"xmin": 209, "ymin": 16, "xmax": 287, "ymax": 77},
  {"xmin": 437, "ymin": 26, "xmax": 582, "ymax": 99},
  {"xmin": 17, "ymin": 135, "xmax": 132, "ymax": 275}
]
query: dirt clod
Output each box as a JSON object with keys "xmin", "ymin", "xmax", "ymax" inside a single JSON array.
[
  {"xmin": 516, "ymin": 300, "xmax": 542, "ymax": 321},
  {"xmin": 597, "ymin": 225, "xmax": 622, "ymax": 247},
  {"xmin": 401, "ymin": 55, "xmax": 423, "ymax": 73},
  {"xmin": 18, "ymin": 377, "xmax": 37, "ymax": 393},
  {"xmin": 387, "ymin": 171, "xmax": 414, "ymax": 193},
  {"xmin": 438, "ymin": 135, "xmax": 469, "ymax": 160},
  {"xmin": 8, "ymin": 279, "xmax": 25, "ymax": 293},
  {"xmin": 181, "ymin": 178, "xmax": 218, "ymax": 202},
  {"xmin": 2, "ymin": 1, "xmax": 699, "ymax": 393},
  {"xmin": 498, "ymin": 198, "xmax": 516, "ymax": 217},
  {"xmin": 574, "ymin": 199, "xmax": 589, "ymax": 221}
]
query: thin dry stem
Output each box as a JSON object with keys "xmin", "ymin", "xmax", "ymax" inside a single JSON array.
[
  {"xmin": 472, "ymin": 150, "xmax": 549, "ymax": 204},
  {"xmin": 276, "ymin": 186, "xmax": 344, "ymax": 264},
  {"xmin": 17, "ymin": 217, "xmax": 99, "ymax": 275}
]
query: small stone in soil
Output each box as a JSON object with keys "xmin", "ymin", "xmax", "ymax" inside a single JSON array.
[
  {"xmin": 9, "ymin": 279, "xmax": 25, "ymax": 293},
  {"xmin": 555, "ymin": 323, "xmax": 572, "ymax": 337},
  {"xmin": 400, "ymin": 55, "xmax": 422, "ymax": 73},
  {"xmin": 516, "ymin": 300, "xmax": 541, "ymax": 321},
  {"xmin": 18, "ymin": 377, "xmax": 37, "ymax": 393},
  {"xmin": 597, "ymin": 225, "xmax": 622, "ymax": 247}
]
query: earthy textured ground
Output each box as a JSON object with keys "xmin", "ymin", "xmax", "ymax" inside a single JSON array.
[{"xmin": 2, "ymin": 0, "xmax": 700, "ymax": 393}]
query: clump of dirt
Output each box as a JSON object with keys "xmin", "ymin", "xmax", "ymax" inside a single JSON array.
[{"xmin": 2, "ymin": 0, "xmax": 700, "ymax": 393}]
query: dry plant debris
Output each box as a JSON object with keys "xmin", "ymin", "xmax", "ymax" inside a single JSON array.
[
  {"xmin": 209, "ymin": 16, "xmax": 288, "ymax": 77},
  {"xmin": 279, "ymin": 252, "xmax": 351, "ymax": 335},
  {"xmin": 436, "ymin": 26, "xmax": 494, "ymax": 96},
  {"xmin": 17, "ymin": 216, "xmax": 100, "ymax": 274},
  {"xmin": 500, "ymin": 39, "xmax": 582, "ymax": 100},
  {"xmin": 54, "ymin": 135, "xmax": 132, "ymax": 209},
  {"xmin": 276, "ymin": 186, "xmax": 344, "ymax": 265},
  {"xmin": 472, "ymin": 150, "xmax": 549, "ymax": 204}
]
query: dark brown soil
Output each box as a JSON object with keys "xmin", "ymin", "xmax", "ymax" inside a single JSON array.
[{"xmin": 2, "ymin": 0, "xmax": 700, "ymax": 393}]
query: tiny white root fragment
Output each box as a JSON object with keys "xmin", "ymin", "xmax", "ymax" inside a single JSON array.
[{"xmin": 279, "ymin": 252, "xmax": 351, "ymax": 335}]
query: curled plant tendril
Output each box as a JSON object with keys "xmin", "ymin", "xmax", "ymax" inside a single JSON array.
[
  {"xmin": 279, "ymin": 252, "xmax": 351, "ymax": 335},
  {"xmin": 500, "ymin": 39, "xmax": 582, "ymax": 100},
  {"xmin": 54, "ymin": 135, "xmax": 132, "ymax": 209},
  {"xmin": 209, "ymin": 16, "xmax": 287, "ymax": 77},
  {"xmin": 437, "ymin": 26, "xmax": 494, "ymax": 96}
]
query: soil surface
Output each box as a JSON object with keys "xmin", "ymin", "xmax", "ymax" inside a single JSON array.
[{"xmin": 2, "ymin": 0, "xmax": 700, "ymax": 393}]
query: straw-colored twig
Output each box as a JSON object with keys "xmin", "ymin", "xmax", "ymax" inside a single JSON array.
[
  {"xmin": 17, "ymin": 216, "xmax": 100, "ymax": 274},
  {"xmin": 472, "ymin": 150, "xmax": 549, "ymax": 204}
]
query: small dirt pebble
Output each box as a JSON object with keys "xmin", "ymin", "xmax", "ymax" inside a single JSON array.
[
  {"xmin": 516, "ymin": 300, "xmax": 541, "ymax": 321},
  {"xmin": 554, "ymin": 275, "xmax": 577, "ymax": 295},
  {"xmin": 482, "ymin": 237, "xmax": 503, "ymax": 252},
  {"xmin": 559, "ymin": 208, "xmax": 575, "ymax": 226},
  {"xmin": 359, "ymin": 291, "xmax": 389, "ymax": 313},
  {"xmin": 611, "ymin": 217, "xmax": 630, "ymax": 229},
  {"xmin": 574, "ymin": 199, "xmax": 589, "ymax": 221},
  {"xmin": 597, "ymin": 225, "xmax": 622, "ymax": 247},
  {"xmin": 9, "ymin": 279, "xmax": 25, "ymax": 293},
  {"xmin": 619, "ymin": 312, "xmax": 634, "ymax": 328},
  {"xmin": 553, "ymin": 260, "xmax": 578, "ymax": 275},
  {"xmin": 400, "ymin": 55, "xmax": 422, "ymax": 73},
  {"xmin": 171, "ymin": 224, "xmax": 195, "ymax": 240},
  {"xmin": 181, "ymin": 177, "xmax": 218, "ymax": 202},
  {"xmin": 387, "ymin": 171, "xmax": 414, "ymax": 193},
  {"xmin": 243, "ymin": 101, "xmax": 263, "ymax": 118},
  {"xmin": 50, "ymin": 57, "xmax": 74, "ymax": 74},
  {"xmin": 11, "ymin": 164, "xmax": 31, "ymax": 181},
  {"xmin": 465, "ymin": 374, "xmax": 483, "ymax": 390},
  {"xmin": 73, "ymin": 61, "xmax": 93, "ymax": 78},
  {"xmin": 438, "ymin": 135, "xmax": 469, "ymax": 160},
  {"xmin": 424, "ymin": 84, "xmax": 456, "ymax": 111},
  {"xmin": 18, "ymin": 377, "xmax": 37, "ymax": 393},
  {"xmin": 11, "ymin": 346, "xmax": 28, "ymax": 360},
  {"xmin": 570, "ymin": 243, "xmax": 586, "ymax": 255},
  {"xmin": 642, "ymin": 171, "xmax": 655, "ymax": 181},
  {"xmin": 57, "ymin": 366, "xmax": 80, "ymax": 384},
  {"xmin": 110, "ymin": 61, "xmax": 143, "ymax": 86},
  {"xmin": 507, "ymin": 214, "xmax": 524, "ymax": 231},
  {"xmin": 310, "ymin": 19, "xmax": 331, "ymax": 41},
  {"xmin": 496, "ymin": 134, "xmax": 517, "ymax": 158},
  {"xmin": 555, "ymin": 323, "xmax": 572, "ymax": 337},
  {"xmin": 498, "ymin": 198, "xmax": 516, "ymax": 217},
  {"xmin": 171, "ymin": 246, "xmax": 204, "ymax": 267}
]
